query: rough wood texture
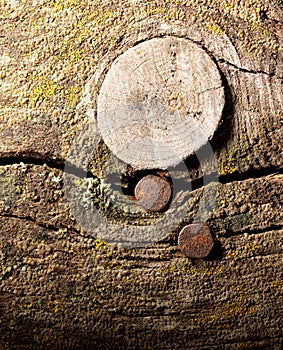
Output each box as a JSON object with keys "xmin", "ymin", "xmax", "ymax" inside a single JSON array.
[
  {"xmin": 0, "ymin": 0, "xmax": 282, "ymax": 176},
  {"xmin": 1, "ymin": 220, "xmax": 282, "ymax": 350},
  {"xmin": 0, "ymin": 0, "xmax": 282, "ymax": 349},
  {"xmin": 0, "ymin": 165, "xmax": 282, "ymax": 349}
]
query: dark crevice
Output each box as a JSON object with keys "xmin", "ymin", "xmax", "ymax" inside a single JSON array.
[
  {"xmin": 218, "ymin": 58, "xmax": 277, "ymax": 77},
  {"xmin": 219, "ymin": 166, "xmax": 283, "ymax": 185},
  {"xmin": 0, "ymin": 213, "xmax": 69, "ymax": 233},
  {"xmin": 0, "ymin": 156, "xmax": 65, "ymax": 171},
  {"xmin": 0, "ymin": 156, "xmax": 88, "ymax": 179},
  {"xmin": 166, "ymin": 166, "xmax": 282, "ymax": 195},
  {"xmin": 0, "ymin": 156, "xmax": 282, "ymax": 190}
]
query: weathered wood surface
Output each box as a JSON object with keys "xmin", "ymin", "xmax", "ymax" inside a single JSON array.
[
  {"xmin": 0, "ymin": 168, "xmax": 282, "ymax": 349},
  {"xmin": 0, "ymin": 0, "xmax": 282, "ymax": 349},
  {"xmin": 0, "ymin": 217, "xmax": 282, "ymax": 350},
  {"xmin": 0, "ymin": 0, "xmax": 282, "ymax": 176}
]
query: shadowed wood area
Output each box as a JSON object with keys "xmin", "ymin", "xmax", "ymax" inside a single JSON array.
[{"xmin": 0, "ymin": 0, "xmax": 282, "ymax": 349}]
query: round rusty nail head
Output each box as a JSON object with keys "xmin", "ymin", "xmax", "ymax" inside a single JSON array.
[
  {"xmin": 134, "ymin": 175, "xmax": 172, "ymax": 212},
  {"xmin": 178, "ymin": 224, "xmax": 214, "ymax": 259}
]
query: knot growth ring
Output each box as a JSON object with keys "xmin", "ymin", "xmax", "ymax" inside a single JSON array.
[{"xmin": 97, "ymin": 36, "xmax": 225, "ymax": 170}]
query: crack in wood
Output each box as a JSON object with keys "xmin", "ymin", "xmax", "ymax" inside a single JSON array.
[
  {"xmin": 0, "ymin": 213, "xmax": 65, "ymax": 232},
  {"xmin": 218, "ymin": 58, "xmax": 278, "ymax": 77},
  {"xmin": 0, "ymin": 155, "xmax": 282, "ymax": 187}
]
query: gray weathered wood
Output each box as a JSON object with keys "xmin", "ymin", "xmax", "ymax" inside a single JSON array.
[
  {"xmin": 0, "ymin": 0, "xmax": 282, "ymax": 177},
  {"xmin": 0, "ymin": 215, "xmax": 282, "ymax": 349},
  {"xmin": 0, "ymin": 0, "xmax": 282, "ymax": 349}
]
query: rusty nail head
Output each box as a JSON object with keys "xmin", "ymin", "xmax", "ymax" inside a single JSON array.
[
  {"xmin": 178, "ymin": 223, "xmax": 214, "ymax": 259},
  {"xmin": 134, "ymin": 175, "xmax": 172, "ymax": 212}
]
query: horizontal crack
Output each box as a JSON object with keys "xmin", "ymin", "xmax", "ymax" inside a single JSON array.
[
  {"xmin": 0, "ymin": 155, "xmax": 65, "ymax": 171},
  {"xmin": 219, "ymin": 167, "xmax": 283, "ymax": 185},
  {"xmin": 218, "ymin": 58, "xmax": 277, "ymax": 77},
  {"xmin": 176, "ymin": 167, "xmax": 283, "ymax": 194},
  {"xmin": 0, "ymin": 213, "xmax": 74, "ymax": 233},
  {"xmin": 0, "ymin": 155, "xmax": 88, "ymax": 179},
  {"xmin": 0, "ymin": 156, "xmax": 282, "ymax": 189}
]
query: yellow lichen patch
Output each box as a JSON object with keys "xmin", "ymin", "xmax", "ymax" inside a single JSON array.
[
  {"xmin": 230, "ymin": 285, "xmax": 250, "ymax": 302},
  {"xmin": 64, "ymin": 86, "xmax": 82, "ymax": 107},
  {"xmin": 221, "ymin": 164, "xmax": 237, "ymax": 175},
  {"xmin": 271, "ymin": 280, "xmax": 283, "ymax": 288},
  {"xmin": 207, "ymin": 24, "xmax": 225, "ymax": 37},
  {"xmin": 59, "ymin": 42, "xmax": 86, "ymax": 63},
  {"xmin": 50, "ymin": 0, "xmax": 88, "ymax": 12},
  {"xmin": 230, "ymin": 285, "xmax": 244, "ymax": 292},
  {"xmin": 226, "ymin": 249, "xmax": 240, "ymax": 260},
  {"xmin": 17, "ymin": 302, "xmax": 34, "ymax": 310},
  {"xmin": 248, "ymin": 241, "xmax": 260, "ymax": 251},
  {"xmin": 25, "ymin": 78, "xmax": 61, "ymax": 104},
  {"xmin": 168, "ymin": 265, "xmax": 177, "ymax": 273},
  {"xmin": 94, "ymin": 239, "xmax": 110, "ymax": 250},
  {"xmin": 221, "ymin": 305, "xmax": 256, "ymax": 318},
  {"xmin": 220, "ymin": 153, "xmax": 238, "ymax": 175},
  {"xmin": 224, "ymin": 2, "xmax": 234, "ymax": 10}
]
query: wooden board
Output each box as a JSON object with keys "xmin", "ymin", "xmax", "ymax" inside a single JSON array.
[
  {"xmin": 0, "ymin": 223, "xmax": 282, "ymax": 349},
  {"xmin": 0, "ymin": 0, "xmax": 282, "ymax": 349},
  {"xmin": 0, "ymin": 164, "xmax": 282, "ymax": 349},
  {"xmin": 0, "ymin": 0, "xmax": 282, "ymax": 176}
]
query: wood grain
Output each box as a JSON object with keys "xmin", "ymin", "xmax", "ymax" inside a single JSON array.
[
  {"xmin": 0, "ymin": 0, "xmax": 282, "ymax": 349},
  {"xmin": 0, "ymin": 215, "xmax": 282, "ymax": 349},
  {"xmin": 0, "ymin": 0, "xmax": 281, "ymax": 177}
]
